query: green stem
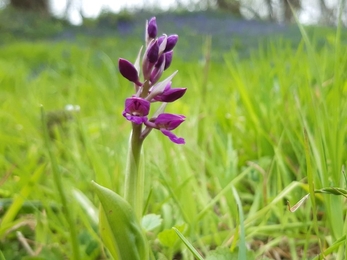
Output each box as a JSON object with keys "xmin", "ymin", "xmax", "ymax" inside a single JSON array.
[
  {"xmin": 124, "ymin": 123, "xmax": 144, "ymax": 220},
  {"xmin": 41, "ymin": 106, "xmax": 80, "ymax": 260},
  {"xmin": 141, "ymin": 80, "xmax": 151, "ymax": 98}
]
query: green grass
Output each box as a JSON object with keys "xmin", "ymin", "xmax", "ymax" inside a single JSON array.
[{"xmin": 1, "ymin": 22, "xmax": 347, "ymax": 259}]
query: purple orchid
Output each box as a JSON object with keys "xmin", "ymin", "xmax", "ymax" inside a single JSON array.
[
  {"xmin": 122, "ymin": 97, "xmax": 150, "ymax": 124},
  {"xmin": 117, "ymin": 17, "xmax": 187, "ymax": 236}
]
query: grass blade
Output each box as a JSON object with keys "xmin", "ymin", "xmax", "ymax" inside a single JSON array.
[{"xmin": 173, "ymin": 227, "xmax": 204, "ymax": 260}]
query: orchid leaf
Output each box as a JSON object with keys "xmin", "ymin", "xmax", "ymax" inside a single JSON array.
[{"xmin": 91, "ymin": 181, "xmax": 148, "ymax": 260}]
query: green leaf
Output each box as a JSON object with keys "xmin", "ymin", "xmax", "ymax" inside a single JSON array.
[
  {"xmin": 91, "ymin": 181, "xmax": 148, "ymax": 260},
  {"xmin": 158, "ymin": 224, "xmax": 185, "ymax": 247},
  {"xmin": 141, "ymin": 214, "xmax": 162, "ymax": 232},
  {"xmin": 158, "ymin": 229, "xmax": 178, "ymax": 247}
]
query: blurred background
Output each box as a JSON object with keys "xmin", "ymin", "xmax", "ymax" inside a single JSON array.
[
  {"xmin": 0, "ymin": 0, "xmax": 345, "ymax": 26},
  {"xmin": 1, "ymin": 1, "xmax": 347, "ymax": 260}
]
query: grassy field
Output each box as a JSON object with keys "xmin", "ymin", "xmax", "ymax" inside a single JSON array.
[{"xmin": 1, "ymin": 13, "xmax": 347, "ymax": 259}]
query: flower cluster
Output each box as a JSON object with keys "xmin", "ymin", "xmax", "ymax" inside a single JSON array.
[{"xmin": 118, "ymin": 17, "xmax": 186, "ymax": 144}]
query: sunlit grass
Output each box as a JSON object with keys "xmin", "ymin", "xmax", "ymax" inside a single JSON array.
[{"xmin": 1, "ymin": 25, "xmax": 347, "ymax": 259}]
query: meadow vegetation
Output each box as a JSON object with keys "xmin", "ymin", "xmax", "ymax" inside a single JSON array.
[{"xmin": 1, "ymin": 10, "xmax": 347, "ymax": 259}]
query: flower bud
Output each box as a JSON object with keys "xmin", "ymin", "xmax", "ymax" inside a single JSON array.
[
  {"xmin": 147, "ymin": 17, "xmax": 157, "ymax": 39},
  {"xmin": 118, "ymin": 58, "xmax": 141, "ymax": 86},
  {"xmin": 142, "ymin": 40, "xmax": 159, "ymax": 80},
  {"xmin": 147, "ymin": 40, "xmax": 159, "ymax": 63},
  {"xmin": 154, "ymin": 84, "xmax": 187, "ymax": 103},
  {"xmin": 165, "ymin": 35, "xmax": 178, "ymax": 52}
]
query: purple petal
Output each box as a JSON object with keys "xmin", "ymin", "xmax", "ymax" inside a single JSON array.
[
  {"xmin": 123, "ymin": 112, "xmax": 148, "ymax": 124},
  {"xmin": 124, "ymin": 97, "xmax": 150, "ymax": 115},
  {"xmin": 147, "ymin": 17, "xmax": 157, "ymax": 39},
  {"xmin": 160, "ymin": 129, "xmax": 185, "ymax": 144},
  {"xmin": 118, "ymin": 58, "xmax": 140, "ymax": 84},
  {"xmin": 155, "ymin": 113, "xmax": 185, "ymax": 130}
]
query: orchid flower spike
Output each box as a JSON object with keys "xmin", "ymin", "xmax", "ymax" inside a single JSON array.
[{"xmin": 118, "ymin": 17, "xmax": 186, "ymax": 144}]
